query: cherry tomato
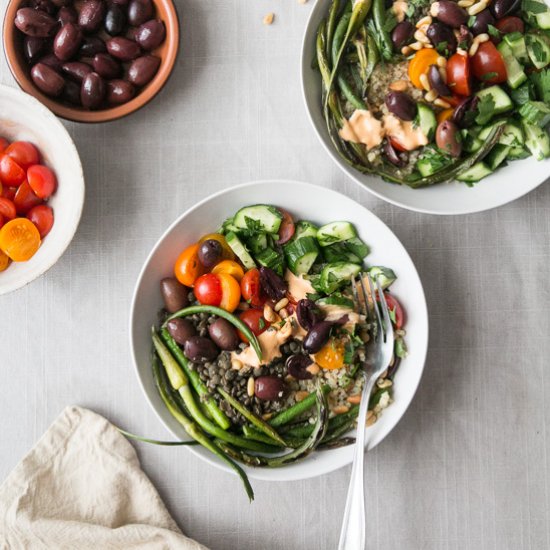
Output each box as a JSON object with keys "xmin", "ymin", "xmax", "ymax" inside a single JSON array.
[
  {"xmin": 441, "ymin": 95, "xmax": 463, "ymax": 108},
  {"xmin": 408, "ymin": 48, "xmax": 440, "ymax": 89},
  {"xmin": 241, "ymin": 268, "xmax": 265, "ymax": 307},
  {"xmin": 27, "ymin": 204, "xmax": 54, "ymax": 238},
  {"xmin": 238, "ymin": 309, "xmax": 269, "ymax": 342},
  {"xmin": 314, "ymin": 339, "xmax": 345, "ymax": 370},
  {"xmin": 0, "ymin": 155, "xmax": 25, "ymax": 187},
  {"xmin": 218, "ymin": 273, "xmax": 241, "ymax": 312},
  {"xmin": 27, "ymin": 165, "xmax": 57, "ymax": 199},
  {"xmin": 14, "ymin": 181, "xmax": 42, "ymax": 215},
  {"xmin": 174, "ymin": 243, "xmax": 205, "ymax": 286},
  {"xmin": 276, "ymin": 209, "xmax": 295, "ymax": 245},
  {"xmin": 495, "ymin": 16, "xmax": 524, "ymax": 35},
  {"xmin": 6, "ymin": 141, "xmax": 40, "ymax": 169},
  {"xmin": 0, "ymin": 138, "xmax": 9, "ymax": 154},
  {"xmin": 0, "ymin": 214, "xmax": 4, "ymax": 230},
  {"xmin": 383, "ymin": 293, "xmax": 405, "ymax": 330},
  {"xmin": 2, "ymin": 185, "xmax": 16, "ymax": 201},
  {"xmin": 211, "ymin": 259, "xmax": 245, "ymax": 281},
  {"xmin": 0, "ymin": 197, "xmax": 16, "ymax": 220},
  {"xmin": 471, "ymin": 41, "xmax": 507, "ymax": 84},
  {"xmin": 194, "ymin": 273, "xmax": 223, "ymax": 306},
  {"xmin": 0, "ymin": 249, "xmax": 9, "ymax": 271},
  {"xmin": 0, "ymin": 217, "xmax": 41, "ymax": 261},
  {"xmin": 446, "ymin": 53, "xmax": 472, "ymax": 96},
  {"xmin": 437, "ymin": 108, "xmax": 455, "ymax": 124},
  {"xmin": 389, "ymin": 137, "xmax": 408, "ymax": 152},
  {"xmin": 198, "ymin": 233, "xmax": 235, "ymax": 261}
]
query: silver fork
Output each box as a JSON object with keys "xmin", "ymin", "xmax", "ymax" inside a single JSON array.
[{"xmin": 337, "ymin": 273, "xmax": 395, "ymax": 550}]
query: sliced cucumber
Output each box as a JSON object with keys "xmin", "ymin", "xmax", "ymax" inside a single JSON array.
[
  {"xmin": 507, "ymin": 146, "xmax": 531, "ymax": 160},
  {"xmin": 526, "ymin": 33, "xmax": 550, "ymax": 69},
  {"xmin": 504, "ymin": 32, "xmax": 529, "ymax": 63},
  {"xmin": 294, "ymin": 220, "xmax": 318, "ymax": 240},
  {"xmin": 497, "ymin": 41, "xmax": 527, "ymax": 89},
  {"xmin": 233, "ymin": 205, "xmax": 283, "ymax": 234},
  {"xmin": 456, "ymin": 161, "xmax": 493, "ymax": 183},
  {"xmin": 284, "ymin": 237, "xmax": 320, "ymax": 275},
  {"xmin": 510, "ymin": 82, "xmax": 535, "ymax": 105},
  {"xmin": 220, "ymin": 217, "xmax": 240, "ymax": 235},
  {"xmin": 316, "ymin": 295, "xmax": 355, "ymax": 309},
  {"xmin": 519, "ymin": 100, "xmax": 550, "ymax": 127},
  {"xmin": 316, "ymin": 221, "xmax": 357, "ymax": 247},
  {"xmin": 485, "ymin": 143, "xmax": 511, "ymax": 170},
  {"xmin": 416, "ymin": 104, "xmax": 437, "ymax": 141},
  {"xmin": 475, "ymin": 86, "xmax": 513, "ymax": 120},
  {"xmin": 523, "ymin": 121, "xmax": 550, "ymax": 160},
  {"xmin": 323, "ymin": 243, "xmax": 362, "ymax": 265},
  {"xmin": 344, "ymin": 237, "xmax": 369, "ymax": 259},
  {"xmin": 225, "ymin": 231, "xmax": 256, "ymax": 270},
  {"xmin": 479, "ymin": 122, "xmax": 524, "ymax": 147},
  {"xmin": 368, "ymin": 266, "xmax": 397, "ymax": 289},
  {"xmin": 461, "ymin": 129, "xmax": 483, "ymax": 153},
  {"xmin": 255, "ymin": 247, "xmax": 284, "ymax": 276},
  {"xmin": 536, "ymin": 11, "xmax": 550, "ymax": 30},
  {"xmin": 318, "ymin": 262, "xmax": 361, "ymax": 294},
  {"xmin": 247, "ymin": 233, "xmax": 269, "ymax": 255}
]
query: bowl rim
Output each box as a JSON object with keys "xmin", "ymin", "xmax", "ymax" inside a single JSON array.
[
  {"xmin": 2, "ymin": 0, "xmax": 180, "ymax": 123},
  {"xmin": 0, "ymin": 84, "xmax": 85, "ymax": 295},
  {"xmin": 299, "ymin": 0, "xmax": 550, "ymax": 216},
  {"xmin": 129, "ymin": 179, "xmax": 429, "ymax": 482}
]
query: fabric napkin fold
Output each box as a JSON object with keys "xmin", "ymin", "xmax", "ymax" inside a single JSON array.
[{"xmin": 0, "ymin": 406, "xmax": 207, "ymax": 550}]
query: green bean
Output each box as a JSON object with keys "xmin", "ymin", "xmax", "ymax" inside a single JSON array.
[
  {"xmin": 316, "ymin": 19, "xmax": 332, "ymax": 88},
  {"xmin": 243, "ymin": 425, "xmax": 305, "ymax": 449},
  {"xmin": 284, "ymin": 404, "xmax": 360, "ymax": 439},
  {"xmin": 218, "ymin": 388, "xmax": 287, "ymax": 447},
  {"xmin": 269, "ymin": 384, "xmax": 331, "ymax": 427},
  {"xmin": 160, "ymin": 328, "xmax": 231, "ymax": 430},
  {"xmin": 326, "ymin": 0, "xmax": 341, "ymax": 64},
  {"xmin": 117, "ymin": 428, "xmax": 199, "ymax": 446},
  {"xmin": 319, "ymin": 437, "xmax": 356, "ymax": 450},
  {"xmin": 365, "ymin": 29, "xmax": 379, "ymax": 85},
  {"xmin": 373, "ymin": 0, "xmax": 393, "ymax": 60}
]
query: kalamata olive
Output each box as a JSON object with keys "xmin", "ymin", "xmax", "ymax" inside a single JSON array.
[
  {"xmin": 32, "ymin": 0, "xmax": 56, "ymax": 15},
  {"xmin": 38, "ymin": 52, "xmax": 63, "ymax": 71},
  {"xmin": 470, "ymin": 9, "xmax": 495, "ymax": 34},
  {"xmin": 61, "ymin": 61, "xmax": 92, "ymax": 81},
  {"xmin": 259, "ymin": 267, "xmax": 287, "ymax": 301},
  {"xmin": 79, "ymin": 36, "xmax": 106, "ymax": 56},
  {"xmin": 51, "ymin": 0, "xmax": 72, "ymax": 6},
  {"xmin": 254, "ymin": 376, "xmax": 286, "ymax": 401},
  {"xmin": 383, "ymin": 139, "xmax": 407, "ymax": 167},
  {"xmin": 452, "ymin": 95, "xmax": 478, "ymax": 127},
  {"xmin": 111, "ymin": 0, "xmax": 128, "ymax": 5},
  {"xmin": 303, "ymin": 321, "xmax": 333, "ymax": 354},
  {"xmin": 385, "ymin": 91, "xmax": 416, "ymax": 121},
  {"xmin": 136, "ymin": 19, "xmax": 165, "ymax": 50},
  {"xmin": 456, "ymin": 24, "xmax": 472, "ymax": 49},
  {"xmin": 427, "ymin": 64, "xmax": 451, "ymax": 97},
  {"xmin": 160, "ymin": 277, "xmax": 189, "ymax": 312},
  {"xmin": 426, "ymin": 21, "xmax": 457, "ymax": 53},
  {"xmin": 78, "ymin": 0, "xmax": 105, "ymax": 33},
  {"xmin": 24, "ymin": 36, "xmax": 46, "ymax": 62},
  {"xmin": 184, "ymin": 336, "xmax": 219, "ymax": 362},
  {"xmin": 106, "ymin": 79, "xmax": 135, "ymax": 104},
  {"xmin": 30, "ymin": 62, "xmax": 64, "ymax": 96},
  {"xmin": 127, "ymin": 0, "xmax": 153, "ymax": 26},
  {"xmin": 391, "ymin": 20, "xmax": 414, "ymax": 49},
  {"xmin": 208, "ymin": 318, "xmax": 239, "ymax": 351},
  {"xmin": 167, "ymin": 318, "xmax": 196, "ymax": 346},
  {"xmin": 436, "ymin": 120, "xmax": 462, "ymax": 158},
  {"xmin": 296, "ymin": 299, "xmax": 322, "ymax": 331},
  {"xmin": 15, "ymin": 8, "xmax": 57, "ymax": 37},
  {"xmin": 104, "ymin": 4, "xmax": 126, "ymax": 36},
  {"xmin": 53, "ymin": 22, "xmax": 82, "ymax": 61},
  {"xmin": 57, "ymin": 6, "xmax": 77, "ymax": 25},
  {"xmin": 434, "ymin": 0, "xmax": 468, "ymax": 28},
  {"xmin": 286, "ymin": 354, "xmax": 313, "ymax": 380},
  {"xmin": 198, "ymin": 239, "xmax": 223, "ymax": 269},
  {"xmin": 62, "ymin": 78, "xmax": 81, "ymax": 104},
  {"xmin": 80, "ymin": 71, "xmax": 105, "ymax": 109},
  {"xmin": 92, "ymin": 52, "xmax": 120, "ymax": 78},
  {"xmin": 127, "ymin": 54, "xmax": 160, "ymax": 86},
  {"xmin": 491, "ymin": 0, "xmax": 520, "ymax": 19},
  {"xmin": 106, "ymin": 36, "xmax": 141, "ymax": 60}
]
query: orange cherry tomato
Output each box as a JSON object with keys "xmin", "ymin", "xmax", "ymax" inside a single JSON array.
[
  {"xmin": 211, "ymin": 259, "xmax": 245, "ymax": 281},
  {"xmin": 437, "ymin": 108, "xmax": 454, "ymax": 124},
  {"xmin": 446, "ymin": 53, "xmax": 472, "ymax": 96},
  {"xmin": 14, "ymin": 181, "xmax": 42, "ymax": 215},
  {"xmin": 6, "ymin": 141, "xmax": 40, "ymax": 169},
  {"xmin": 0, "ymin": 155, "xmax": 25, "ymax": 187},
  {"xmin": 241, "ymin": 268, "xmax": 265, "ymax": 307},
  {"xmin": 0, "ymin": 218, "xmax": 41, "ymax": 261},
  {"xmin": 218, "ymin": 273, "xmax": 241, "ymax": 312},
  {"xmin": 174, "ymin": 243, "xmax": 205, "ymax": 286},
  {"xmin": 238, "ymin": 309, "xmax": 269, "ymax": 342},
  {"xmin": 194, "ymin": 273, "xmax": 222, "ymax": 306},
  {"xmin": 27, "ymin": 165, "xmax": 57, "ymax": 199},
  {"xmin": 0, "ymin": 197, "xmax": 16, "ymax": 220},
  {"xmin": 408, "ymin": 48, "xmax": 440, "ymax": 89},
  {"xmin": 27, "ymin": 204, "xmax": 54, "ymax": 238},
  {"xmin": 314, "ymin": 339, "xmax": 345, "ymax": 370},
  {"xmin": 198, "ymin": 233, "xmax": 235, "ymax": 261},
  {"xmin": 471, "ymin": 41, "xmax": 507, "ymax": 85},
  {"xmin": 0, "ymin": 249, "xmax": 9, "ymax": 271}
]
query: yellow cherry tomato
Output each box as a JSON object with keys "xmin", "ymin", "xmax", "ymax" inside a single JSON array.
[
  {"xmin": 218, "ymin": 273, "xmax": 241, "ymax": 313},
  {"xmin": 314, "ymin": 339, "xmax": 345, "ymax": 370},
  {"xmin": 0, "ymin": 249, "xmax": 10, "ymax": 271},
  {"xmin": 199, "ymin": 233, "xmax": 235, "ymax": 261},
  {"xmin": 174, "ymin": 243, "xmax": 205, "ymax": 287},
  {"xmin": 408, "ymin": 48, "xmax": 440, "ymax": 89},
  {"xmin": 0, "ymin": 218, "xmax": 41, "ymax": 262},
  {"xmin": 211, "ymin": 259, "xmax": 245, "ymax": 281},
  {"xmin": 437, "ymin": 108, "xmax": 454, "ymax": 124}
]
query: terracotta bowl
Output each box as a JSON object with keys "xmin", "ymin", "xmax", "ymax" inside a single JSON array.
[{"xmin": 2, "ymin": 0, "xmax": 179, "ymax": 123}]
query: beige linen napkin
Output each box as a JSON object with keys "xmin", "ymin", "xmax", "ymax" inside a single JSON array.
[{"xmin": 0, "ymin": 406, "xmax": 208, "ymax": 550}]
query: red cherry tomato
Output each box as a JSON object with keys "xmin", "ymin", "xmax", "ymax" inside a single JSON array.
[
  {"xmin": 241, "ymin": 268, "xmax": 265, "ymax": 307},
  {"xmin": 0, "ymin": 214, "xmax": 4, "ymax": 230},
  {"xmin": 6, "ymin": 141, "xmax": 40, "ymax": 169},
  {"xmin": 276, "ymin": 209, "xmax": 295, "ymax": 245},
  {"xmin": 14, "ymin": 181, "xmax": 42, "ymax": 215},
  {"xmin": 27, "ymin": 204, "xmax": 54, "ymax": 238},
  {"xmin": 495, "ymin": 16, "xmax": 524, "ymax": 35},
  {"xmin": 389, "ymin": 137, "xmax": 408, "ymax": 152},
  {"xmin": 238, "ymin": 309, "xmax": 270, "ymax": 342},
  {"xmin": 193, "ymin": 273, "xmax": 222, "ymax": 306},
  {"xmin": 0, "ymin": 198, "xmax": 16, "ymax": 220},
  {"xmin": 27, "ymin": 165, "xmax": 57, "ymax": 199},
  {"xmin": 1, "ymin": 186, "xmax": 16, "ymax": 201},
  {"xmin": 0, "ymin": 155, "xmax": 25, "ymax": 187},
  {"xmin": 0, "ymin": 138, "xmax": 9, "ymax": 154},
  {"xmin": 471, "ymin": 41, "xmax": 507, "ymax": 84},
  {"xmin": 446, "ymin": 53, "xmax": 472, "ymax": 96},
  {"xmin": 382, "ymin": 293, "xmax": 405, "ymax": 330}
]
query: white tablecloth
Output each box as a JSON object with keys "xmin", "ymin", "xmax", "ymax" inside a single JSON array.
[{"xmin": 1, "ymin": 1, "xmax": 550, "ymax": 549}]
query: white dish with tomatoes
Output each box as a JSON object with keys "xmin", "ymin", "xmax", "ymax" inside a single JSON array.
[
  {"xmin": 301, "ymin": 0, "xmax": 550, "ymax": 215},
  {"xmin": 130, "ymin": 180, "xmax": 428, "ymax": 485}
]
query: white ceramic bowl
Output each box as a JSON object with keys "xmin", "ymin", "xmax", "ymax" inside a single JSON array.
[
  {"xmin": 0, "ymin": 85, "xmax": 84, "ymax": 295},
  {"xmin": 130, "ymin": 180, "xmax": 429, "ymax": 482},
  {"xmin": 301, "ymin": 0, "xmax": 550, "ymax": 215}
]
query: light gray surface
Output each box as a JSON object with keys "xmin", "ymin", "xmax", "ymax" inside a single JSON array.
[{"xmin": 1, "ymin": 1, "xmax": 550, "ymax": 549}]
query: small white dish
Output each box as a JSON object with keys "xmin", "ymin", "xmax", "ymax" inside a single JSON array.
[
  {"xmin": 130, "ymin": 180, "xmax": 429, "ymax": 482},
  {"xmin": 300, "ymin": 0, "xmax": 550, "ymax": 215},
  {"xmin": 0, "ymin": 85, "xmax": 85, "ymax": 295}
]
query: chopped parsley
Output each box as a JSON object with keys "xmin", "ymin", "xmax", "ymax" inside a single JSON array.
[
  {"xmin": 405, "ymin": 0, "xmax": 430, "ymax": 17},
  {"xmin": 481, "ymin": 71, "xmax": 499, "ymax": 81},
  {"xmin": 467, "ymin": 15, "xmax": 476, "ymax": 27},
  {"xmin": 475, "ymin": 94, "xmax": 496, "ymax": 125},
  {"xmin": 258, "ymin": 317, "xmax": 266, "ymax": 330},
  {"xmin": 523, "ymin": 0, "xmax": 548, "ymax": 14},
  {"xmin": 487, "ymin": 24, "xmax": 500, "ymax": 38},
  {"xmin": 531, "ymin": 69, "xmax": 550, "ymax": 103},
  {"xmin": 529, "ymin": 39, "xmax": 548, "ymax": 64}
]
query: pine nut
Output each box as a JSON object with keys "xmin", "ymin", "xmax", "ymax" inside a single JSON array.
[
  {"xmin": 414, "ymin": 30, "xmax": 430, "ymax": 44},
  {"xmin": 439, "ymin": 66, "xmax": 447, "ymax": 81},
  {"xmin": 416, "ymin": 15, "xmax": 432, "ymax": 28},
  {"xmin": 347, "ymin": 394, "xmax": 362, "ymax": 404},
  {"xmin": 333, "ymin": 405, "xmax": 349, "ymax": 415},
  {"xmin": 401, "ymin": 46, "xmax": 413, "ymax": 55},
  {"xmin": 476, "ymin": 33, "xmax": 490, "ymax": 43},
  {"xmin": 247, "ymin": 377, "xmax": 255, "ymax": 397},
  {"xmin": 457, "ymin": 48, "xmax": 468, "ymax": 56},
  {"xmin": 468, "ymin": 41, "xmax": 479, "ymax": 56},
  {"xmin": 377, "ymin": 378, "xmax": 393, "ymax": 389},
  {"xmin": 231, "ymin": 359, "xmax": 243, "ymax": 370},
  {"xmin": 262, "ymin": 413, "xmax": 273, "ymax": 420},
  {"xmin": 424, "ymin": 44, "xmax": 434, "ymax": 49},
  {"xmin": 389, "ymin": 79, "xmax": 408, "ymax": 91},
  {"xmin": 410, "ymin": 41, "xmax": 424, "ymax": 51},
  {"xmin": 274, "ymin": 297, "xmax": 289, "ymax": 312},
  {"xmin": 434, "ymin": 98, "xmax": 451, "ymax": 108},
  {"xmin": 295, "ymin": 391, "xmax": 309, "ymax": 402},
  {"xmin": 430, "ymin": 1, "xmax": 440, "ymax": 16},
  {"xmin": 366, "ymin": 411, "xmax": 376, "ymax": 426},
  {"xmin": 458, "ymin": 0, "xmax": 474, "ymax": 5},
  {"xmin": 279, "ymin": 308, "xmax": 289, "ymax": 319},
  {"xmin": 263, "ymin": 12, "xmax": 274, "ymax": 25},
  {"xmin": 425, "ymin": 89, "xmax": 438, "ymax": 102},
  {"xmin": 306, "ymin": 363, "xmax": 320, "ymax": 375},
  {"xmin": 263, "ymin": 304, "xmax": 278, "ymax": 323},
  {"xmin": 468, "ymin": 1, "xmax": 487, "ymax": 15},
  {"xmin": 436, "ymin": 56, "xmax": 447, "ymax": 68},
  {"xmin": 419, "ymin": 73, "xmax": 431, "ymax": 91}
]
